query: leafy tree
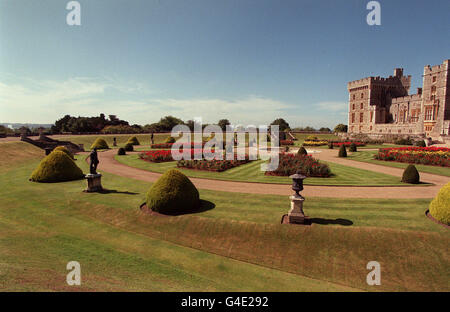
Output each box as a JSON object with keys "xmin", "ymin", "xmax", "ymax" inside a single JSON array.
[
  {"xmin": 158, "ymin": 116, "xmax": 184, "ymax": 132},
  {"xmin": 319, "ymin": 127, "xmax": 331, "ymax": 132},
  {"xmin": 218, "ymin": 119, "xmax": 231, "ymax": 131},
  {"xmin": 270, "ymin": 118, "xmax": 290, "ymax": 132},
  {"xmin": 334, "ymin": 123, "xmax": 348, "ymax": 133}
]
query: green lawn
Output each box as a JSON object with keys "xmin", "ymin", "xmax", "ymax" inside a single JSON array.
[
  {"xmin": 115, "ymin": 153, "xmax": 410, "ymax": 186},
  {"xmin": 57, "ymin": 133, "xmax": 170, "ymax": 151},
  {"xmin": 0, "ymin": 142, "xmax": 448, "ymax": 291},
  {"xmin": 348, "ymin": 150, "xmax": 450, "ymax": 177},
  {"xmin": 292, "ymin": 133, "xmax": 340, "ymax": 146}
]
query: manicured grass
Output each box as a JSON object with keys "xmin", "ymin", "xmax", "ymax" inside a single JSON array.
[
  {"xmin": 292, "ymin": 133, "xmax": 340, "ymax": 146},
  {"xmin": 0, "ymin": 142, "xmax": 448, "ymax": 291},
  {"xmin": 116, "ymin": 153, "xmax": 408, "ymax": 186},
  {"xmin": 348, "ymin": 150, "xmax": 450, "ymax": 177},
  {"xmin": 57, "ymin": 133, "xmax": 170, "ymax": 151}
]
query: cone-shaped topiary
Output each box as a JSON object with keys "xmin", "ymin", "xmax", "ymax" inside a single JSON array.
[
  {"xmin": 30, "ymin": 151, "xmax": 84, "ymax": 183},
  {"xmin": 124, "ymin": 143, "xmax": 134, "ymax": 152},
  {"xmin": 349, "ymin": 143, "xmax": 357, "ymax": 152},
  {"xmin": 402, "ymin": 165, "xmax": 420, "ymax": 184},
  {"xmin": 165, "ymin": 136, "xmax": 176, "ymax": 144},
  {"xmin": 328, "ymin": 142, "xmax": 334, "ymax": 149},
  {"xmin": 53, "ymin": 146, "xmax": 74, "ymax": 159},
  {"xmin": 90, "ymin": 138, "xmax": 109, "ymax": 150},
  {"xmin": 117, "ymin": 147, "xmax": 126, "ymax": 155},
  {"xmin": 429, "ymin": 182, "xmax": 450, "ymax": 225},
  {"xmin": 297, "ymin": 146, "xmax": 308, "ymax": 156},
  {"xmin": 146, "ymin": 169, "xmax": 200, "ymax": 215},
  {"xmin": 338, "ymin": 145, "xmax": 347, "ymax": 157},
  {"xmin": 127, "ymin": 136, "xmax": 140, "ymax": 145}
]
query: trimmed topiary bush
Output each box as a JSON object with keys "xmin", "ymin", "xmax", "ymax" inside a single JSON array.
[
  {"xmin": 53, "ymin": 146, "xmax": 74, "ymax": 159},
  {"xmin": 165, "ymin": 136, "xmax": 176, "ymax": 144},
  {"xmin": 124, "ymin": 143, "xmax": 134, "ymax": 152},
  {"xmin": 117, "ymin": 147, "xmax": 126, "ymax": 155},
  {"xmin": 127, "ymin": 136, "xmax": 140, "ymax": 145},
  {"xmin": 328, "ymin": 142, "xmax": 334, "ymax": 149},
  {"xmin": 338, "ymin": 145, "xmax": 347, "ymax": 157},
  {"xmin": 90, "ymin": 138, "xmax": 109, "ymax": 150},
  {"xmin": 415, "ymin": 140, "xmax": 426, "ymax": 147},
  {"xmin": 349, "ymin": 143, "xmax": 357, "ymax": 152},
  {"xmin": 30, "ymin": 151, "xmax": 84, "ymax": 183},
  {"xmin": 429, "ymin": 182, "xmax": 450, "ymax": 225},
  {"xmin": 297, "ymin": 146, "xmax": 308, "ymax": 156},
  {"xmin": 146, "ymin": 169, "xmax": 200, "ymax": 215},
  {"xmin": 401, "ymin": 165, "xmax": 420, "ymax": 184}
]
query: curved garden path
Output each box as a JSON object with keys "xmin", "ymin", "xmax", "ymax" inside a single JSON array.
[{"xmin": 96, "ymin": 149, "xmax": 448, "ymax": 199}]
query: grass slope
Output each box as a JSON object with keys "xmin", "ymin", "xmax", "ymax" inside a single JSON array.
[
  {"xmin": 116, "ymin": 154, "xmax": 408, "ymax": 186},
  {"xmin": 0, "ymin": 142, "xmax": 447, "ymax": 291}
]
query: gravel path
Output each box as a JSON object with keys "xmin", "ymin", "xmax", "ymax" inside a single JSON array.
[{"xmin": 96, "ymin": 149, "xmax": 448, "ymax": 199}]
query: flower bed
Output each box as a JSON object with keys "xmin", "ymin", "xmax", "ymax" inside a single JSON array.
[
  {"xmin": 332, "ymin": 141, "xmax": 366, "ymax": 147},
  {"xmin": 265, "ymin": 153, "xmax": 331, "ymax": 177},
  {"xmin": 303, "ymin": 140, "xmax": 328, "ymax": 146},
  {"xmin": 280, "ymin": 140, "xmax": 294, "ymax": 146},
  {"xmin": 177, "ymin": 158, "xmax": 251, "ymax": 172},
  {"xmin": 375, "ymin": 147, "xmax": 450, "ymax": 167},
  {"xmin": 139, "ymin": 148, "xmax": 210, "ymax": 163},
  {"xmin": 150, "ymin": 142, "xmax": 205, "ymax": 149}
]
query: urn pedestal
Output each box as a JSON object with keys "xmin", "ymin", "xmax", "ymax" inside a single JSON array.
[
  {"xmin": 84, "ymin": 173, "xmax": 103, "ymax": 192},
  {"xmin": 287, "ymin": 195, "xmax": 311, "ymax": 225}
]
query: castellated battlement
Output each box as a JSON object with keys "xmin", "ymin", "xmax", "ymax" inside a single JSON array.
[
  {"xmin": 391, "ymin": 93, "xmax": 422, "ymax": 104},
  {"xmin": 424, "ymin": 60, "xmax": 450, "ymax": 74},
  {"xmin": 347, "ymin": 75, "xmax": 411, "ymax": 89}
]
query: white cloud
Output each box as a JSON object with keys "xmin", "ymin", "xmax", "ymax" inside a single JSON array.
[
  {"xmin": 316, "ymin": 101, "xmax": 347, "ymax": 112},
  {"xmin": 0, "ymin": 76, "xmax": 347, "ymax": 127}
]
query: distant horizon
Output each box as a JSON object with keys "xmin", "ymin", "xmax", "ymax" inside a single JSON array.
[{"xmin": 1, "ymin": 0, "xmax": 449, "ymax": 127}]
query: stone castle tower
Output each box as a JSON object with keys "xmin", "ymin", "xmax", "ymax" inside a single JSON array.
[{"xmin": 347, "ymin": 59, "xmax": 450, "ymax": 139}]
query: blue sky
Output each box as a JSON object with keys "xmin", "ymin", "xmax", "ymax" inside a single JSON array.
[{"xmin": 0, "ymin": 0, "xmax": 449, "ymax": 127}]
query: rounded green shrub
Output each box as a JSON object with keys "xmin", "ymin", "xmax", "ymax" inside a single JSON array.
[
  {"xmin": 124, "ymin": 143, "xmax": 134, "ymax": 152},
  {"xmin": 90, "ymin": 138, "xmax": 109, "ymax": 150},
  {"xmin": 146, "ymin": 169, "xmax": 200, "ymax": 215},
  {"xmin": 402, "ymin": 165, "xmax": 420, "ymax": 184},
  {"xmin": 429, "ymin": 182, "xmax": 450, "ymax": 225},
  {"xmin": 338, "ymin": 145, "xmax": 347, "ymax": 157},
  {"xmin": 165, "ymin": 136, "xmax": 176, "ymax": 144},
  {"xmin": 30, "ymin": 151, "xmax": 84, "ymax": 183},
  {"xmin": 328, "ymin": 142, "xmax": 334, "ymax": 149},
  {"xmin": 127, "ymin": 136, "xmax": 140, "ymax": 145},
  {"xmin": 415, "ymin": 140, "xmax": 426, "ymax": 147},
  {"xmin": 297, "ymin": 146, "xmax": 308, "ymax": 156},
  {"xmin": 349, "ymin": 143, "xmax": 357, "ymax": 152},
  {"xmin": 117, "ymin": 147, "xmax": 126, "ymax": 155},
  {"xmin": 53, "ymin": 146, "xmax": 74, "ymax": 159}
]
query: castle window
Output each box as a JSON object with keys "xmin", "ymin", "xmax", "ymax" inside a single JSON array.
[
  {"xmin": 351, "ymin": 113, "xmax": 355, "ymax": 123},
  {"xmin": 432, "ymin": 76, "xmax": 437, "ymax": 83},
  {"xmin": 360, "ymin": 103, "xmax": 363, "ymax": 109},
  {"xmin": 431, "ymin": 86, "xmax": 436, "ymax": 93},
  {"xmin": 353, "ymin": 94, "xmax": 356, "ymax": 100},
  {"xmin": 360, "ymin": 112, "xmax": 364, "ymax": 123},
  {"xmin": 352, "ymin": 104, "xmax": 355, "ymax": 110},
  {"xmin": 361, "ymin": 93, "xmax": 364, "ymax": 99},
  {"xmin": 425, "ymin": 107, "xmax": 433, "ymax": 120}
]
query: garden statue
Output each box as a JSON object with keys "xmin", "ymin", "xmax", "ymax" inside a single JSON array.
[
  {"xmin": 89, "ymin": 148, "xmax": 99, "ymax": 174},
  {"xmin": 85, "ymin": 147, "xmax": 103, "ymax": 192},
  {"xmin": 151, "ymin": 133, "xmax": 154, "ymax": 145}
]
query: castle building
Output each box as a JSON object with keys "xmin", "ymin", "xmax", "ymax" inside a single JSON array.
[{"xmin": 347, "ymin": 59, "xmax": 450, "ymax": 139}]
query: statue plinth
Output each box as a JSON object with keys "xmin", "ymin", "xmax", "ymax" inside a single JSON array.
[
  {"xmin": 287, "ymin": 195, "xmax": 310, "ymax": 225},
  {"xmin": 84, "ymin": 173, "xmax": 103, "ymax": 192}
]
